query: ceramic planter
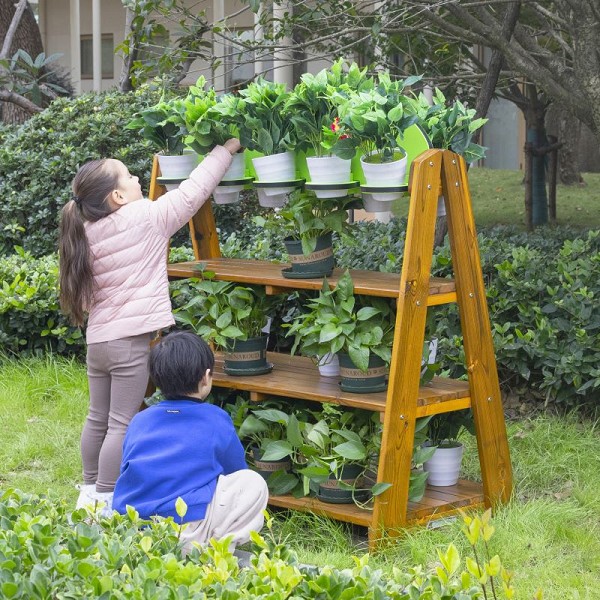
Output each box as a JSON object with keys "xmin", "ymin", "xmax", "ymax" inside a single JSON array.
[
  {"xmin": 158, "ymin": 152, "xmax": 198, "ymax": 190},
  {"xmin": 316, "ymin": 464, "xmax": 369, "ymax": 504},
  {"xmin": 423, "ymin": 442, "xmax": 464, "ymax": 486},
  {"xmin": 223, "ymin": 335, "xmax": 272, "ymax": 376},
  {"xmin": 213, "ymin": 152, "xmax": 246, "ymax": 205},
  {"xmin": 282, "ymin": 233, "xmax": 335, "ymax": 279},
  {"xmin": 306, "ymin": 156, "xmax": 352, "ymax": 198},
  {"xmin": 317, "ymin": 352, "xmax": 340, "ymax": 377},
  {"xmin": 360, "ymin": 150, "xmax": 408, "ymax": 206},
  {"xmin": 338, "ymin": 352, "xmax": 388, "ymax": 393},
  {"xmin": 252, "ymin": 151, "xmax": 297, "ymax": 207}
]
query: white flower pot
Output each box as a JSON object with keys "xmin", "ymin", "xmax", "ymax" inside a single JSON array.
[
  {"xmin": 252, "ymin": 151, "xmax": 296, "ymax": 197},
  {"xmin": 157, "ymin": 152, "xmax": 198, "ymax": 179},
  {"xmin": 317, "ymin": 353, "xmax": 340, "ymax": 377},
  {"xmin": 213, "ymin": 153, "xmax": 246, "ymax": 204},
  {"xmin": 360, "ymin": 151, "xmax": 407, "ymax": 204},
  {"xmin": 256, "ymin": 188, "xmax": 290, "ymax": 208},
  {"xmin": 423, "ymin": 442, "xmax": 464, "ymax": 486},
  {"xmin": 306, "ymin": 156, "xmax": 352, "ymax": 198}
]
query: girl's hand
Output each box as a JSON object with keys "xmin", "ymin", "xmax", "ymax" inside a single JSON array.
[{"xmin": 223, "ymin": 138, "xmax": 242, "ymax": 155}]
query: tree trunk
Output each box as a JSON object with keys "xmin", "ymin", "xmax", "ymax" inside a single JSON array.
[
  {"xmin": 118, "ymin": 8, "xmax": 137, "ymax": 92},
  {"xmin": 0, "ymin": 0, "xmax": 44, "ymax": 123},
  {"xmin": 557, "ymin": 111, "xmax": 584, "ymax": 186}
]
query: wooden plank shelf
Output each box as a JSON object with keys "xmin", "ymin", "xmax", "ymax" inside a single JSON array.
[
  {"xmin": 168, "ymin": 258, "xmax": 457, "ymax": 304},
  {"xmin": 213, "ymin": 352, "xmax": 470, "ymax": 416},
  {"xmin": 268, "ymin": 479, "xmax": 484, "ymax": 528}
]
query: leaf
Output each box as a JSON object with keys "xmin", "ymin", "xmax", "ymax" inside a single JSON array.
[
  {"xmin": 260, "ymin": 440, "xmax": 293, "ymax": 461},
  {"xmin": 175, "ymin": 496, "xmax": 188, "ymax": 518},
  {"xmin": 333, "ymin": 440, "xmax": 367, "ymax": 460}
]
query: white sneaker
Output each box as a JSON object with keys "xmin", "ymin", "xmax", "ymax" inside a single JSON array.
[{"xmin": 75, "ymin": 484, "xmax": 96, "ymax": 510}]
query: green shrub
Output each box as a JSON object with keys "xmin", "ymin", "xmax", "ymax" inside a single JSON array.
[
  {"xmin": 0, "ymin": 247, "xmax": 83, "ymax": 355},
  {"xmin": 0, "ymin": 87, "xmax": 163, "ymax": 257},
  {"xmin": 0, "ymin": 488, "xmax": 516, "ymax": 599}
]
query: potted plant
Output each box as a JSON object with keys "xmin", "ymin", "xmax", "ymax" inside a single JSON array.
[
  {"xmin": 174, "ymin": 275, "xmax": 284, "ymax": 376},
  {"xmin": 254, "ymin": 190, "xmax": 352, "ymax": 279},
  {"xmin": 334, "ymin": 73, "xmax": 421, "ymax": 208},
  {"xmin": 423, "ymin": 409, "xmax": 475, "ymax": 486},
  {"xmin": 237, "ymin": 78, "xmax": 297, "ymax": 207},
  {"xmin": 127, "ymin": 96, "xmax": 197, "ymax": 183},
  {"xmin": 287, "ymin": 271, "xmax": 395, "ymax": 393},
  {"xmin": 285, "ymin": 59, "xmax": 370, "ymax": 197},
  {"xmin": 183, "ymin": 77, "xmax": 248, "ymax": 204}
]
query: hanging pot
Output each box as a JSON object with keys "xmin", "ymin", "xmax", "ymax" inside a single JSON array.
[
  {"xmin": 252, "ymin": 151, "xmax": 296, "ymax": 193},
  {"xmin": 223, "ymin": 335, "xmax": 272, "ymax": 376},
  {"xmin": 282, "ymin": 233, "xmax": 335, "ymax": 279},
  {"xmin": 306, "ymin": 156, "xmax": 352, "ymax": 198},
  {"xmin": 158, "ymin": 151, "xmax": 199, "ymax": 190},
  {"xmin": 423, "ymin": 442, "xmax": 464, "ymax": 486},
  {"xmin": 360, "ymin": 150, "xmax": 407, "ymax": 205},
  {"xmin": 213, "ymin": 153, "xmax": 246, "ymax": 204},
  {"xmin": 317, "ymin": 464, "xmax": 369, "ymax": 504},
  {"xmin": 338, "ymin": 353, "xmax": 388, "ymax": 394}
]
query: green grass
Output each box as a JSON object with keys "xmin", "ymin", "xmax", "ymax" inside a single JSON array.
[
  {"xmin": 1, "ymin": 355, "xmax": 599, "ymax": 596},
  {"xmin": 393, "ymin": 167, "xmax": 600, "ymax": 229}
]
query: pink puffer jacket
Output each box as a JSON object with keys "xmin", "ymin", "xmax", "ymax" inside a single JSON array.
[{"xmin": 84, "ymin": 146, "xmax": 232, "ymax": 344}]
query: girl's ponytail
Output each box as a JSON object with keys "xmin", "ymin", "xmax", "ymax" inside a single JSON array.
[
  {"xmin": 59, "ymin": 200, "xmax": 93, "ymax": 326},
  {"xmin": 58, "ymin": 159, "xmax": 119, "ymax": 326}
]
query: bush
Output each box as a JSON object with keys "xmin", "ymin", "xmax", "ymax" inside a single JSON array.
[
  {"xmin": 0, "ymin": 247, "xmax": 83, "ymax": 356},
  {"xmin": 0, "ymin": 87, "xmax": 163, "ymax": 257},
  {"xmin": 0, "ymin": 488, "xmax": 516, "ymax": 599}
]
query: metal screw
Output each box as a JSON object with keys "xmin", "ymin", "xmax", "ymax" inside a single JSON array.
[
  {"xmin": 416, "ymin": 300, "xmax": 421, "ymax": 306},
  {"xmin": 427, "ymin": 184, "xmax": 432, "ymax": 189},
  {"xmin": 469, "ymin": 292, "xmax": 474, "ymax": 298},
  {"xmin": 452, "ymin": 159, "xmax": 456, "ymax": 164},
  {"xmin": 399, "ymin": 414, "xmax": 405, "ymax": 420},
  {"xmin": 487, "ymin": 397, "xmax": 493, "ymax": 402},
  {"xmin": 455, "ymin": 182, "xmax": 459, "ymax": 187},
  {"xmin": 429, "ymin": 161, "xmax": 434, "ymax": 166}
]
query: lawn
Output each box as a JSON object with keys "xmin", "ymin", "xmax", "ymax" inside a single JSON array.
[
  {"xmin": 1, "ymin": 355, "xmax": 599, "ymax": 598},
  {"xmin": 393, "ymin": 167, "xmax": 600, "ymax": 230}
]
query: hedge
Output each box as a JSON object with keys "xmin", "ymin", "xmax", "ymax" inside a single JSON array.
[{"xmin": 1, "ymin": 222, "xmax": 598, "ymax": 408}]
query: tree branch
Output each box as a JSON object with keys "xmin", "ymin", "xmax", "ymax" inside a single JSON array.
[
  {"xmin": 0, "ymin": 0, "xmax": 28, "ymax": 60},
  {"xmin": 0, "ymin": 89, "xmax": 43, "ymax": 113}
]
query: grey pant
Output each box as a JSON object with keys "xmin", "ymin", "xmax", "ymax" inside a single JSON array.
[
  {"xmin": 82, "ymin": 332, "xmax": 152, "ymax": 492},
  {"xmin": 179, "ymin": 470, "xmax": 269, "ymax": 555}
]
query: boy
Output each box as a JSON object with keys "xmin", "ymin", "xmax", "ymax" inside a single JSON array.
[{"xmin": 112, "ymin": 330, "xmax": 268, "ymax": 553}]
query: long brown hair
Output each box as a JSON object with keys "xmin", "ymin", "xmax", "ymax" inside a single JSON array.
[{"xmin": 58, "ymin": 159, "xmax": 119, "ymax": 326}]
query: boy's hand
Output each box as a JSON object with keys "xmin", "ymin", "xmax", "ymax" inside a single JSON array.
[{"xmin": 223, "ymin": 138, "xmax": 242, "ymax": 155}]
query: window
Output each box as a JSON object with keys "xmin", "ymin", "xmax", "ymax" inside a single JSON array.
[
  {"xmin": 225, "ymin": 30, "xmax": 255, "ymax": 90},
  {"xmin": 80, "ymin": 34, "xmax": 114, "ymax": 79}
]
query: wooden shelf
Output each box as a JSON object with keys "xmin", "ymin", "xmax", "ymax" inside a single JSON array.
[
  {"xmin": 168, "ymin": 258, "xmax": 457, "ymax": 304},
  {"xmin": 268, "ymin": 479, "xmax": 484, "ymax": 528},
  {"xmin": 213, "ymin": 352, "xmax": 470, "ymax": 416}
]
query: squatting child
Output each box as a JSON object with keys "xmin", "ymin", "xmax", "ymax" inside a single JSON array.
[{"xmin": 112, "ymin": 330, "xmax": 268, "ymax": 552}]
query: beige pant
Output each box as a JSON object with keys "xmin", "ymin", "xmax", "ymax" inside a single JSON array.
[{"xmin": 179, "ymin": 470, "xmax": 269, "ymax": 555}]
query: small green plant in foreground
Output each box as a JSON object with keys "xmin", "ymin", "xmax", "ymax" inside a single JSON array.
[{"xmin": 0, "ymin": 487, "xmax": 527, "ymax": 598}]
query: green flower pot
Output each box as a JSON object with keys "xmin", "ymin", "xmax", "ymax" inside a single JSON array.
[
  {"xmin": 338, "ymin": 353, "xmax": 388, "ymax": 393},
  {"xmin": 224, "ymin": 335, "xmax": 272, "ymax": 376},
  {"xmin": 283, "ymin": 233, "xmax": 335, "ymax": 279}
]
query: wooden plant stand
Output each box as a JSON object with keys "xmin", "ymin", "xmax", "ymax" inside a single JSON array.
[{"xmin": 150, "ymin": 149, "xmax": 513, "ymax": 548}]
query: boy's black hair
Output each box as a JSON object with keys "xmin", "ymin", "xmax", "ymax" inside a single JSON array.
[{"xmin": 149, "ymin": 330, "xmax": 214, "ymax": 399}]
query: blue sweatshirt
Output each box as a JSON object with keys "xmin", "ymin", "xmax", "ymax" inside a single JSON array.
[{"xmin": 113, "ymin": 399, "xmax": 248, "ymax": 522}]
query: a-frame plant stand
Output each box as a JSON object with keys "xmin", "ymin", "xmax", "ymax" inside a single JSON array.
[{"xmin": 152, "ymin": 148, "xmax": 512, "ymax": 548}]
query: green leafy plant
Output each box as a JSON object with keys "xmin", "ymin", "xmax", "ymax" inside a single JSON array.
[
  {"xmin": 174, "ymin": 273, "xmax": 284, "ymax": 349},
  {"xmin": 254, "ymin": 190, "xmax": 352, "ymax": 255},
  {"xmin": 287, "ymin": 271, "xmax": 396, "ymax": 372},
  {"xmin": 127, "ymin": 96, "xmax": 187, "ymax": 154},
  {"xmin": 183, "ymin": 76, "xmax": 243, "ymax": 155},
  {"xmin": 334, "ymin": 72, "xmax": 421, "ymax": 162},
  {"xmin": 409, "ymin": 87, "xmax": 488, "ymax": 161},
  {"xmin": 237, "ymin": 78, "xmax": 295, "ymax": 155},
  {"xmin": 284, "ymin": 59, "xmax": 370, "ymax": 157},
  {"xmin": 426, "ymin": 409, "xmax": 475, "ymax": 448}
]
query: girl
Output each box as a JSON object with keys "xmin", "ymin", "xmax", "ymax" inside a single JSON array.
[{"xmin": 59, "ymin": 139, "xmax": 241, "ymax": 513}]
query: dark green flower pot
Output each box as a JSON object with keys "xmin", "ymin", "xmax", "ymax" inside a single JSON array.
[
  {"xmin": 317, "ymin": 464, "xmax": 369, "ymax": 504},
  {"xmin": 282, "ymin": 233, "xmax": 335, "ymax": 279},
  {"xmin": 338, "ymin": 353, "xmax": 388, "ymax": 393},
  {"xmin": 251, "ymin": 447, "xmax": 292, "ymax": 480},
  {"xmin": 224, "ymin": 335, "xmax": 272, "ymax": 376}
]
